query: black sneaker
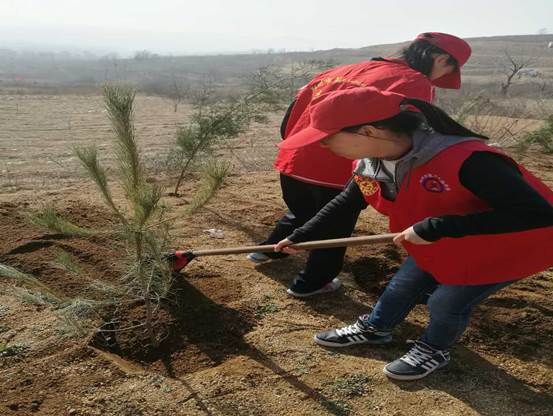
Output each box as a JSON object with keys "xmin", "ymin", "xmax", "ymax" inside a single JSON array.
[
  {"xmin": 314, "ymin": 315, "xmax": 392, "ymax": 347},
  {"xmin": 383, "ymin": 340, "xmax": 450, "ymax": 381}
]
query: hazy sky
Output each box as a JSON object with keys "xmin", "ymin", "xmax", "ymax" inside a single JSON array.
[{"xmin": 1, "ymin": 0, "xmax": 552, "ymax": 55}]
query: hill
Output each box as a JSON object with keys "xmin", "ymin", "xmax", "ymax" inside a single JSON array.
[{"xmin": 1, "ymin": 34, "xmax": 552, "ymax": 97}]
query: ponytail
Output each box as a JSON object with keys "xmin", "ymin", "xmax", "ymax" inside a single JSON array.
[
  {"xmin": 400, "ymin": 39, "xmax": 458, "ymax": 76},
  {"xmin": 341, "ymin": 97, "xmax": 489, "ymax": 141},
  {"xmin": 404, "ymin": 98, "xmax": 489, "ymax": 140}
]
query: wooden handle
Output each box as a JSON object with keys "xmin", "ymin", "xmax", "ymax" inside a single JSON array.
[{"xmin": 191, "ymin": 233, "xmax": 399, "ymax": 257}]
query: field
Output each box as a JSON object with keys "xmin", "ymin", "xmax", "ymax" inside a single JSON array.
[{"xmin": 1, "ymin": 93, "xmax": 553, "ymax": 416}]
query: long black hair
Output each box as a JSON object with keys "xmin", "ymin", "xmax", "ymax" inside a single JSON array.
[
  {"xmin": 406, "ymin": 98, "xmax": 488, "ymax": 140},
  {"xmin": 343, "ymin": 99, "xmax": 489, "ymax": 141},
  {"xmin": 400, "ymin": 36, "xmax": 458, "ymax": 76}
]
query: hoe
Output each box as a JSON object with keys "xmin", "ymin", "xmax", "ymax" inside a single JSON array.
[{"xmin": 166, "ymin": 233, "xmax": 399, "ymax": 272}]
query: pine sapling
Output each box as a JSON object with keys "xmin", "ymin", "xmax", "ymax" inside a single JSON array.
[{"xmin": 75, "ymin": 84, "xmax": 173, "ymax": 347}]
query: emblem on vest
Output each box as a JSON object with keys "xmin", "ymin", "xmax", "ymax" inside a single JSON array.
[
  {"xmin": 420, "ymin": 174, "xmax": 451, "ymax": 193},
  {"xmin": 354, "ymin": 175, "xmax": 379, "ymax": 196}
]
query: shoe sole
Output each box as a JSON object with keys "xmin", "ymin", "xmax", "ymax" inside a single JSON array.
[
  {"xmin": 246, "ymin": 254, "xmax": 270, "ymax": 264},
  {"xmin": 313, "ymin": 334, "xmax": 392, "ymax": 348},
  {"xmin": 287, "ymin": 279, "xmax": 341, "ymax": 298},
  {"xmin": 383, "ymin": 361, "xmax": 448, "ymax": 381},
  {"xmin": 314, "ymin": 335, "xmax": 362, "ymax": 347}
]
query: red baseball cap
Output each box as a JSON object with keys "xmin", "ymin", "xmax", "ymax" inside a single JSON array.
[
  {"xmin": 415, "ymin": 32, "xmax": 471, "ymax": 89},
  {"xmin": 278, "ymin": 87, "xmax": 406, "ymax": 150}
]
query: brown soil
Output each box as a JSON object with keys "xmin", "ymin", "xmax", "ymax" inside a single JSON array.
[{"xmin": 1, "ymin": 94, "xmax": 552, "ymax": 416}]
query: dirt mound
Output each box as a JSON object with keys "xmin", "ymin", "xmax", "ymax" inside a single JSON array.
[{"xmin": 91, "ymin": 275, "xmax": 256, "ymax": 377}]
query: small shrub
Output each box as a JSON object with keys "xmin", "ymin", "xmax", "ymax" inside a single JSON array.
[
  {"xmin": 255, "ymin": 302, "xmax": 279, "ymax": 318},
  {"xmin": 330, "ymin": 373, "xmax": 371, "ymax": 398},
  {"xmin": 518, "ymin": 115, "xmax": 553, "ymax": 153},
  {"xmin": 247, "ymin": 60, "xmax": 337, "ymax": 105},
  {"xmin": 0, "ymin": 344, "xmax": 28, "ymax": 358},
  {"xmin": 326, "ymin": 400, "xmax": 352, "ymax": 416},
  {"xmin": 171, "ymin": 93, "xmax": 266, "ymax": 195},
  {"xmin": 254, "ymin": 295, "xmax": 279, "ymax": 318},
  {"xmin": 168, "ymin": 62, "xmax": 332, "ymax": 195},
  {"xmin": 452, "ymin": 95, "xmax": 526, "ymax": 145}
]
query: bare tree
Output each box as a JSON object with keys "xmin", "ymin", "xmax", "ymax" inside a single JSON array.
[
  {"xmin": 500, "ymin": 49, "xmax": 536, "ymax": 95},
  {"xmin": 133, "ymin": 50, "xmax": 160, "ymax": 60},
  {"xmin": 167, "ymin": 70, "xmax": 190, "ymax": 112},
  {"xmin": 140, "ymin": 71, "xmax": 190, "ymax": 112},
  {"xmin": 533, "ymin": 76, "xmax": 552, "ymax": 97}
]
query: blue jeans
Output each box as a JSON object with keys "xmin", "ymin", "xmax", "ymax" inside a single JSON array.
[{"xmin": 366, "ymin": 256, "xmax": 514, "ymax": 350}]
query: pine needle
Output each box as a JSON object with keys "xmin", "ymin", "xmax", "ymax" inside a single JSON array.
[
  {"xmin": 186, "ymin": 159, "xmax": 231, "ymax": 214},
  {"xmin": 28, "ymin": 206, "xmax": 94, "ymax": 237},
  {"xmin": 0, "ymin": 263, "xmax": 63, "ymax": 304},
  {"xmin": 102, "ymin": 84, "xmax": 144, "ymax": 201},
  {"xmin": 51, "ymin": 251, "xmax": 83, "ymax": 276},
  {"xmin": 75, "ymin": 145, "xmax": 128, "ymax": 225},
  {"xmin": 519, "ymin": 115, "xmax": 553, "ymax": 153}
]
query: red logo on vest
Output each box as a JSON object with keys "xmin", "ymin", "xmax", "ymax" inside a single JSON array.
[{"xmin": 420, "ymin": 174, "xmax": 451, "ymax": 193}]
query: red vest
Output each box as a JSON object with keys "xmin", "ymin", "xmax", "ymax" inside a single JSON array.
[
  {"xmin": 354, "ymin": 141, "xmax": 553, "ymax": 285},
  {"xmin": 274, "ymin": 59, "xmax": 435, "ymax": 188}
]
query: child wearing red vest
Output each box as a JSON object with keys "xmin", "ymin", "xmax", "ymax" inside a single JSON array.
[
  {"xmin": 250, "ymin": 32, "xmax": 473, "ymax": 298},
  {"xmin": 274, "ymin": 87, "xmax": 553, "ymax": 380}
]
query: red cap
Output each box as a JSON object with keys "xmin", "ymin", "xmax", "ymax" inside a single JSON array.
[
  {"xmin": 415, "ymin": 32, "xmax": 471, "ymax": 89},
  {"xmin": 278, "ymin": 87, "xmax": 405, "ymax": 150}
]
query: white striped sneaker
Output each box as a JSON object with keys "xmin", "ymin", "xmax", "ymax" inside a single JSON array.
[
  {"xmin": 383, "ymin": 340, "xmax": 450, "ymax": 381},
  {"xmin": 314, "ymin": 316, "xmax": 392, "ymax": 347}
]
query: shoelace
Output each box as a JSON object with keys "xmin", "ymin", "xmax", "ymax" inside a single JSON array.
[
  {"xmin": 336, "ymin": 321, "xmax": 366, "ymax": 337},
  {"xmin": 400, "ymin": 342, "xmax": 437, "ymax": 368}
]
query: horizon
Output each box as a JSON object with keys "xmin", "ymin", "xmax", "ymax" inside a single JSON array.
[{"xmin": 2, "ymin": 30, "xmax": 552, "ymax": 60}]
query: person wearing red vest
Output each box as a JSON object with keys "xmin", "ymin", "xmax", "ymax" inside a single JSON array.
[
  {"xmin": 249, "ymin": 32, "xmax": 472, "ymax": 298},
  {"xmin": 274, "ymin": 87, "xmax": 553, "ymax": 380}
]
